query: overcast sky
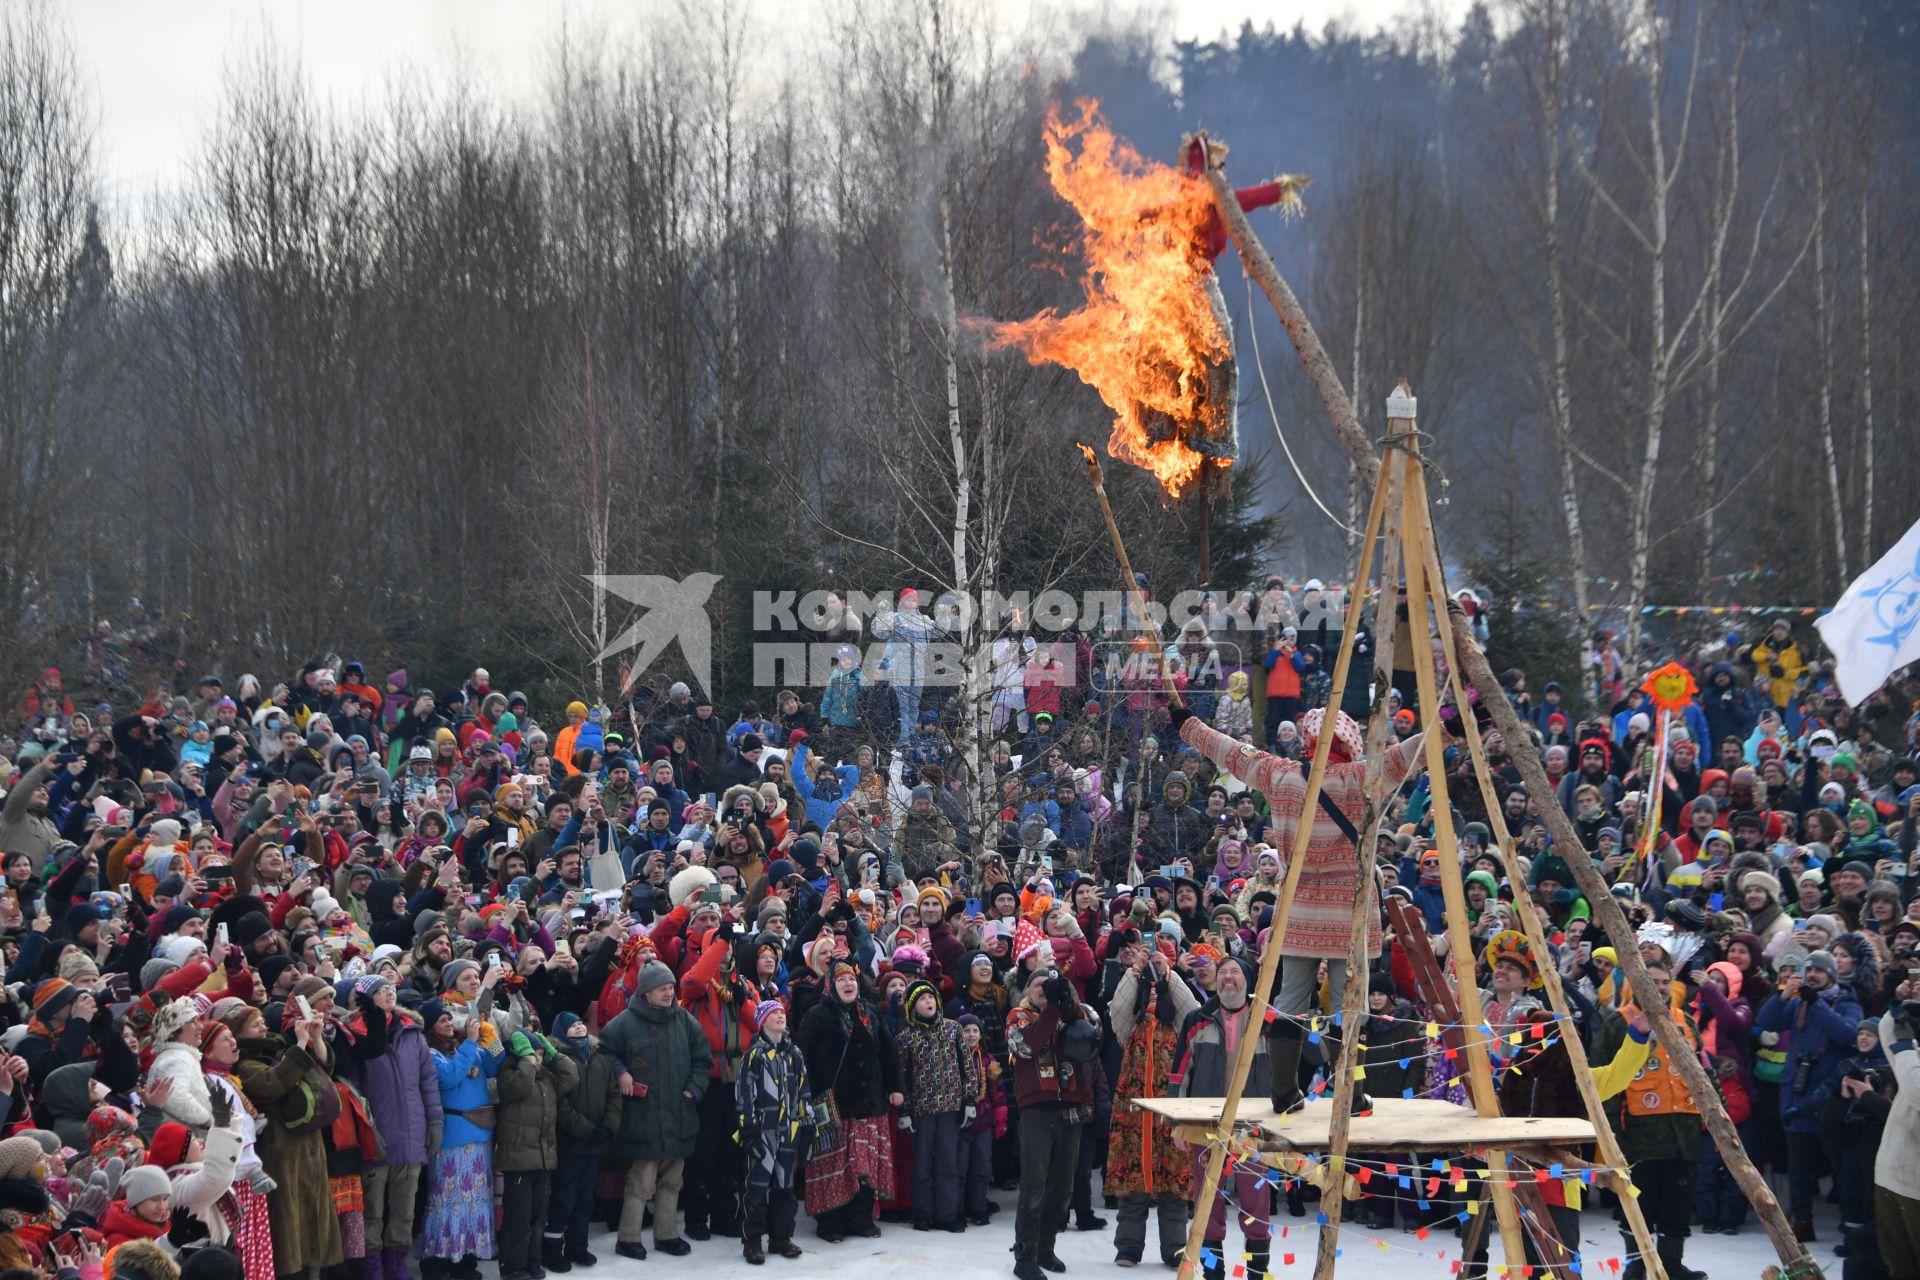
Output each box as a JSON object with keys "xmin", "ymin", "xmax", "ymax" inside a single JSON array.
[{"xmin": 66, "ymin": 0, "xmax": 1433, "ymax": 209}]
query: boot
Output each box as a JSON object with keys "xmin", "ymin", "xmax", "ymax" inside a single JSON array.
[
  {"xmin": 563, "ymin": 1244, "xmax": 598, "ymax": 1268},
  {"xmin": 771, "ymin": 1237, "xmax": 803, "ymax": 1259},
  {"xmin": 1246, "ymin": 1241, "xmax": 1270, "ymax": 1280},
  {"xmin": 847, "ymin": 1190, "xmax": 881, "ymax": 1238},
  {"xmin": 1793, "ymin": 1218, "xmax": 1817, "ymax": 1243},
  {"xmin": 384, "ymin": 1248, "xmax": 413, "ymax": 1280},
  {"xmin": 362, "ymin": 1255, "xmax": 384, "ymax": 1280},
  {"xmin": 1201, "ymin": 1237, "xmax": 1226, "ymax": 1280},
  {"xmin": 1658, "ymin": 1237, "xmax": 1706, "ymax": 1280},
  {"xmin": 1318, "ymin": 1026, "xmax": 1372, "ymax": 1115},
  {"xmin": 1267, "ymin": 1021, "xmax": 1306, "ymax": 1115},
  {"xmin": 744, "ymin": 1236, "xmax": 766, "ymax": 1266},
  {"xmin": 1038, "ymin": 1238, "xmax": 1067, "ymax": 1273},
  {"xmin": 541, "ymin": 1238, "xmax": 572, "ymax": 1274}
]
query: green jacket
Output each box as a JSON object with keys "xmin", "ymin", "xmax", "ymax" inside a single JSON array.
[
  {"xmin": 597, "ymin": 994, "xmax": 712, "ymax": 1162},
  {"xmin": 556, "ymin": 1044, "xmax": 625, "ymax": 1156},
  {"xmin": 494, "ymin": 1044, "xmax": 581, "ymax": 1172}
]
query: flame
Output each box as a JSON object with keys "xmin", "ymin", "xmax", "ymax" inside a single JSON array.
[{"xmin": 976, "ymin": 101, "xmax": 1231, "ymax": 498}]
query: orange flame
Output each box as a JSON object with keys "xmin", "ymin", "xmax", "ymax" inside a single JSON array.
[{"xmin": 976, "ymin": 101, "xmax": 1231, "ymax": 498}]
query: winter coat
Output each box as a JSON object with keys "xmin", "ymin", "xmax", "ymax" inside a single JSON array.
[
  {"xmin": 1700, "ymin": 665, "xmax": 1756, "ymax": 752},
  {"xmin": 145, "ymin": 1041, "xmax": 215, "ymax": 1132},
  {"xmin": 432, "ymin": 1038, "xmax": 500, "ymax": 1149},
  {"xmin": 555, "ymin": 1044, "xmax": 624, "ymax": 1157},
  {"xmin": 493, "ymin": 1042, "xmax": 581, "ymax": 1172},
  {"xmin": 597, "ymin": 992, "xmax": 712, "ymax": 1161},
  {"xmin": 1106, "ymin": 967, "xmax": 1198, "ymax": 1199},
  {"xmin": 234, "ymin": 1037, "xmax": 342, "ymax": 1274},
  {"xmin": 1756, "ymin": 984, "xmax": 1863, "ymax": 1132},
  {"xmin": 796, "ymin": 997, "xmax": 900, "ymax": 1120},
  {"xmin": 1175, "ymin": 996, "xmax": 1270, "ymax": 1101},
  {"xmin": 0, "ymin": 759, "xmax": 61, "ymax": 870},
  {"xmin": 350, "ymin": 1010, "xmax": 442, "ymax": 1166},
  {"xmin": 737, "ymin": 1031, "xmax": 810, "ymax": 1196},
  {"xmin": 898, "ymin": 811, "xmax": 959, "ymax": 881},
  {"xmin": 896, "ymin": 1010, "xmax": 967, "ymax": 1116},
  {"xmin": 1875, "ymin": 1013, "xmax": 1920, "ymax": 1200}
]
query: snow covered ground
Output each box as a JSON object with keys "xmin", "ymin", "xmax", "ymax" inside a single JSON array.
[{"xmin": 518, "ymin": 1184, "xmax": 1837, "ymax": 1280}]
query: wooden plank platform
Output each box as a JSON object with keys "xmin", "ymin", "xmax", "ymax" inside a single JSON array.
[{"xmin": 1134, "ymin": 1097, "xmax": 1597, "ymax": 1153}]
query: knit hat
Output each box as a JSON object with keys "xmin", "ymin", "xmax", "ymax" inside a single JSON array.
[
  {"xmin": 917, "ymin": 884, "xmax": 949, "ymax": 917},
  {"xmin": 1804, "ymin": 951, "xmax": 1839, "ymax": 980},
  {"xmin": 354, "ymin": 973, "xmax": 393, "ymax": 999},
  {"xmin": 756, "ymin": 896, "xmax": 788, "ymax": 927},
  {"xmin": 310, "ymin": 893, "xmax": 341, "ymax": 919},
  {"xmin": 634, "ymin": 959, "xmax": 676, "ymax": 997},
  {"xmin": 118, "ymin": 1163, "xmax": 173, "ymax": 1206},
  {"xmin": 147, "ymin": 1121, "xmax": 192, "ymax": 1170},
  {"xmin": 140, "ymin": 957, "xmax": 181, "ymax": 992},
  {"xmin": 440, "ymin": 960, "xmax": 480, "ymax": 992},
  {"xmin": 59, "ymin": 950, "xmax": 101, "ymax": 983},
  {"xmin": 0, "ymin": 1134, "xmax": 43, "ymax": 1179},
  {"xmin": 1805, "ymin": 913, "xmax": 1844, "ymax": 939},
  {"xmin": 158, "ymin": 934, "xmax": 208, "ymax": 966},
  {"xmin": 149, "ymin": 997, "xmax": 202, "ymax": 1046},
  {"xmin": 31, "ymin": 977, "xmax": 78, "ymax": 1021}
]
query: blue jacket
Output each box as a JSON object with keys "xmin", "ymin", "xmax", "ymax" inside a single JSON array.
[
  {"xmin": 433, "ymin": 1039, "xmax": 502, "ymax": 1148},
  {"xmin": 790, "ymin": 743, "xmax": 860, "ymax": 830},
  {"xmin": 1755, "ymin": 985, "xmax": 1863, "ymax": 1131}
]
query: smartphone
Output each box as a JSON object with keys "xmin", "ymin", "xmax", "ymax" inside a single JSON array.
[
  {"xmin": 699, "ymin": 887, "xmax": 726, "ymax": 905},
  {"xmin": 216, "ymin": 923, "xmax": 230, "ymax": 946},
  {"xmin": 1159, "ymin": 865, "xmax": 1176, "ymax": 878},
  {"xmin": 569, "ymin": 907, "xmax": 587, "ymax": 920},
  {"xmin": 466, "ymin": 893, "xmax": 483, "ymax": 907},
  {"xmin": 291, "ymin": 857, "xmax": 313, "ymax": 878},
  {"xmin": 487, "ymin": 953, "xmax": 503, "ymax": 971},
  {"xmin": 506, "ymin": 829, "xmax": 520, "ymax": 850},
  {"xmin": 204, "ymin": 866, "xmax": 234, "ymax": 883},
  {"xmin": 296, "ymin": 994, "xmax": 314, "ymax": 1021},
  {"xmin": 965, "ymin": 898, "xmax": 982, "ymax": 916}
]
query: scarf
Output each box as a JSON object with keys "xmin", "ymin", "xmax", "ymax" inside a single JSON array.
[{"xmin": 203, "ymin": 1062, "xmax": 260, "ymax": 1118}]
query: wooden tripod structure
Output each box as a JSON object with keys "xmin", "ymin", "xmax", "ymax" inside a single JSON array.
[
  {"xmin": 1165, "ymin": 388, "xmax": 1662, "ymax": 1280},
  {"xmin": 1178, "ymin": 132, "xmax": 1823, "ymax": 1280}
]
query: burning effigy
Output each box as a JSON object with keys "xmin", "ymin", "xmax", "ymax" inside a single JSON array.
[{"xmin": 975, "ymin": 101, "xmax": 1303, "ymax": 498}]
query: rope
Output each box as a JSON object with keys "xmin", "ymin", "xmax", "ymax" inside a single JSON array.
[{"xmin": 1245, "ymin": 280, "xmax": 1359, "ymax": 534}]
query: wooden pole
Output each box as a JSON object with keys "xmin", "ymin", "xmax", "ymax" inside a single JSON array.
[
  {"xmin": 1196, "ymin": 147, "xmax": 1370, "ymax": 486},
  {"xmin": 1175, "ymin": 455, "xmax": 1396, "ymax": 1280},
  {"xmin": 1202, "ymin": 144, "xmax": 1820, "ymax": 1279},
  {"xmin": 1447, "ymin": 607, "xmax": 1820, "ymax": 1279},
  {"xmin": 1080, "ymin": 444, "xmax": 1160, "ymax": 651},
  {"xmin": 1391, "ymin": 409, "xmax": 1530, "ymax": 1274},
  {"xmin": 1409, "ymin": 496, "xmax": 1665, "ymax": 1280},
  {"xmin": 1310, "ymin": 411, "xmax": 1412, "ymax": 1280}
]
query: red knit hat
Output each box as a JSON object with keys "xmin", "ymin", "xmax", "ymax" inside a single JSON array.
[{"xmin": 147, "ymin": 1121, "xmax": 191, "ymax": 1171}]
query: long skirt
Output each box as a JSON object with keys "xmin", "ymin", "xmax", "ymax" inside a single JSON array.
[
  {"xmin": 422, "ymin": 1142, "xmax": 497, "ymax": 1260},
  {"xmin": 804, "ymin": 1115, "xmax": 894, "ymax": 1215},
  {"xmin": 232, "ymin": 1183, "xmax": 276, "ymax": 1280},
  {"xmin": 331, "ymin": 1173, "xmax": 367, "ymax": 1259}
]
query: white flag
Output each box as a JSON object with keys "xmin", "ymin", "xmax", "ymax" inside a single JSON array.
[{"xmin": 1815, "ymin": 516, "xmax": 1920, "ymax": 705}]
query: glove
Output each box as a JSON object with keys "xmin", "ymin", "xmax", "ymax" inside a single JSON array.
[
  {"xmin": 246, "ymin": 1167, "xmax": 278, "ymax": 1194},
  {"xmin": 1168, "ymin": 705, "xmax": 1192, "ymax": 732},
  {"xmin": 898, "ymin": 1114, "xmax": 914, "ymax": 1134},
  {"xmin": 209, "ymin": 1085, "xmax": 234, "ymax": 1129},
  {"xmin": 1043, "ymin": 976, "xmax": 1076, "ymax": 1016},
  {"xmin": 63, "ymin": 1183, "xmax": 108, "ymax": 1231},
  {"xmin": 98, "ymin": 1158, "xmax": 125, "ymax": 1199},
  {"xmin": 426, "ymin": 1119, "xmax": 443, "ymax": 1162},
  {"xmin": 533, "ymin": 1033, "xmax": 557, "ymax": 1060},
  {"xmin": 509, "ymin": 1031, "xmax": 535, "ymax": 1058}
]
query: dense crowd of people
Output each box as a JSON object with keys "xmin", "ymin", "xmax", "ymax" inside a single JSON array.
[{"xmin": 0, "ymin": 589, "xmax": 1917, "ymax": 1280}]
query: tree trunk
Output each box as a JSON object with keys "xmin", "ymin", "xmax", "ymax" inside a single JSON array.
[
  {"xmin": 1857, "ymin": 190, "xmax": 1875, "ymax": 567},
  {"xmin": 1813, "ymin": 167, "xmax": 1848, "ymax": 586},
  {"xmin": 1623, "ymin": 15, "xmax": 1671, "ymax": 663}
]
